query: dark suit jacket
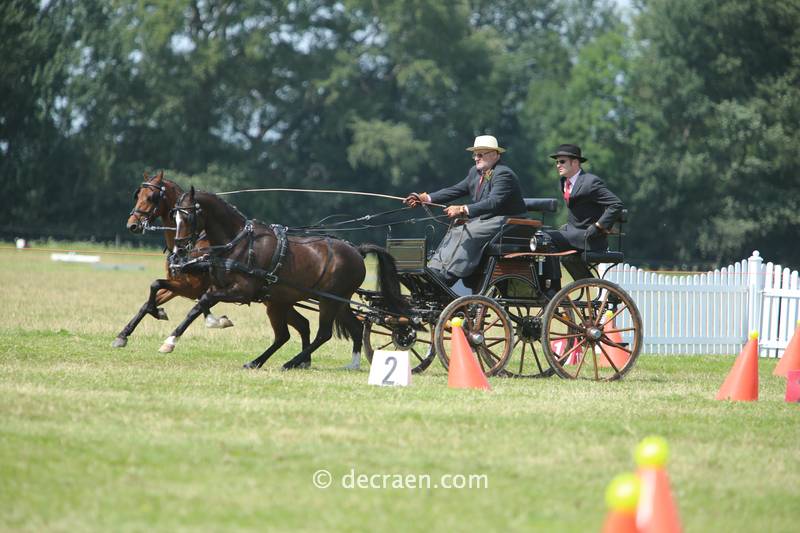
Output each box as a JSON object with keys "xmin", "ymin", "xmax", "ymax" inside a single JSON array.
[
  {"xmin": 429, "ymin": 163, "xmax": 526, "ymax": 219},
  {"xmin": 560, "ymin": 170, "xmax": 623, "ymax": 250}
]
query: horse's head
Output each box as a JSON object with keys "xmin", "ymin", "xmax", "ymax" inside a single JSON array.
[
  {"xmin": 127, "ymin": 170, "xmax": 169, "ymax": 233},
  {"xmin": 172, "ymin": 186, "xmax": 205, "ymax": 256}
]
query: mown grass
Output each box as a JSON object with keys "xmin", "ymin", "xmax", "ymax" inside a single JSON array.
[{"xmin": 1, "ymin": 245, "xmax": 798, "ymax": 532}]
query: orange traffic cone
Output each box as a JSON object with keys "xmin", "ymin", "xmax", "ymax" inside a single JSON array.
[
  {"xmin": 635, "ymin": 436, "xmax": 682, "ymax": 533},
  {"xmin": 447, "ymin": 317, "xmax": 491, "ymax": 391},
  {"xmin": 774, "ymin": 320, "xmax": 800, "ymax": 377},
  {"xmin": 599, "ymin": 311, "xmax": 631, "ymax": 368},
  {"xmin": 551, "ymin": 338, "xmax": 584, "ymax": 365},
  {"xmin": 716, "ymin": 331, "xmax": 759, "ymax": 401},
  {"xmin": 602, "ymin": 473, "xmax": 640, "ymax": 533},
  {"xmin": 785, "ymin": 370, "xmax": 800, "ymax": 403}
]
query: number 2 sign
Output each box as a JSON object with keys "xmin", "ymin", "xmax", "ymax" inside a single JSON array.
[{"xmin": 368, "ymin": 351, "xmax": 412, "ymax": 387}]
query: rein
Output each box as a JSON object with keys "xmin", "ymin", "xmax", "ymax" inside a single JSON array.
[
  {"xmin": 169, "ymin": 199, "xmax": 409, "ymax": 318},
  {"xmin": 217, "ymin": 187, "xmax": 446, "ymax": 208},
  {"xmin": 294, "ymin": 206, "xmax": 450, "ymax": 234}
]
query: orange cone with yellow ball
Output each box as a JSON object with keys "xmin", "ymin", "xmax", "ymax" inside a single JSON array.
[
  {"xmin": 447, "ymin": 317, "xmax": 491, "ymax": 391},
  {"xmin": 601, "ymin": 473, "xmax": 640, "ymax": 533},
  {"xmin": 716, "ymin": 331, "xmax": 759, "ymax": 401},
  {"xmin": 635, "ymin": 436, "xmax": 682, "ymax": 533},
  {"xmin": 774, "ymin": 320, "xmax": 800, "ymax": 377}
]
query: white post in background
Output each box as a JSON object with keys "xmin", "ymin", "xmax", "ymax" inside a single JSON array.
[{"xmin": 747, "ymin": 250, "xmax": 764, "ymax": 338}]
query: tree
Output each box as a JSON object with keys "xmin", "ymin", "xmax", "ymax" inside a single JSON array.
[{"xmin": 627, "ymin": 0, "xmax": 800, "ymax": 265}]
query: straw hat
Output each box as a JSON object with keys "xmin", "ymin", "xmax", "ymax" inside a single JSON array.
[{"xmin": 466, "ymin": 135, "xmax": 506, "ymax": 153}]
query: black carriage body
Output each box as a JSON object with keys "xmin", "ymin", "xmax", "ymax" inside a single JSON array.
[{"xmin": 356, "ymin": 198, "xmax": 642, "ymax": 380}]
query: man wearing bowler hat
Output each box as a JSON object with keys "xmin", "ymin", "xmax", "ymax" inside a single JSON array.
[
  {"xmin": 404, "ymin": 135, "xmax": 526, "ymax": 287},
  {"xmin": 543, "ymin": 144, "xmax": 623, "ymax": 289}
]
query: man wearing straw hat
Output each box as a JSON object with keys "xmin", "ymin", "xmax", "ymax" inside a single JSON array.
[{"xmin": 404, "ymin": 135, "xmax": 526, "ymax": 287}]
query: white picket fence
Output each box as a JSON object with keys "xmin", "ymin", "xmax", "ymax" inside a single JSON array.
[{"xmin": 602, "ymin": 251, "xmax": 800, "ymax": 357}]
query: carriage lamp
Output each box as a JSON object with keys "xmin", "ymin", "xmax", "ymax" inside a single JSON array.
[{"xmin": 529, "ymin": 231, "xmax": 553, "ymax": 252}]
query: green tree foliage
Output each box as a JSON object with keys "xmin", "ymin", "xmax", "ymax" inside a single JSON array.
[
  {"xmin": 2, "ymin": 0, "xmax": 798, "ymax": 267},
  {"xmin": 626, "ymin": 0, "xmax": 800, "ymax": 265},
  {"xmin": 0, "ymin": 0, "xmax": 80, "ymax": 235}
]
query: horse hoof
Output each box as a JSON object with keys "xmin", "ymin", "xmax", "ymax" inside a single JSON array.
[
  {"xmin": 157, "ymin": 308, "xmax": 169, "ymax": 320},
  {"xmin": 282, "ymin": 360, "xmax": 311, "ymax": 370},
  {"xmin": 343, "ymin": 362, "xmax": 360, "ymax": 371},
  {"xmin": 158, "ymin": 343, "xmax": 175, "ymax": 353},
  {"xmin": 205, "ymin": 315, "xmax": 232, "ymax": 329},
  {"xmin": 111, "ymin": 337, "xmax": 127, "ymax": 348},
  {"xmin": 242, "ymin": 362, "xmax": 259, "ymax": 370}
]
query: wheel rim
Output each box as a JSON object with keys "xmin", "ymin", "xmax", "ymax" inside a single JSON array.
[
  {"xmin": 542, "ymin": 279, "xmax": 642, "ymax": 381},
  {"xmin": 482, "ymin": 275, "xmax": 554, "ymax": 378},
  {"xmin": 434, "ymin": 295, "xmax": 514, "ymax": 376},
  {"xmin": 364, "ymin": 321, "xmax": 435, "ymax": 374}
]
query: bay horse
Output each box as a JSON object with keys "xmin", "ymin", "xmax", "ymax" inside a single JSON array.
[
  {"xmin": 166, "ymin": 187, "xmax": 408, "ymax": 370},
  {"xmin": 114, "ymin": 171, "xmax": 311, "ymax": 353}
]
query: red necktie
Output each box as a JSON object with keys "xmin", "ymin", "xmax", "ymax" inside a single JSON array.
[
  {"xmin": 475, "ymin": 176, "xmax": 485, "ymax": 201},
  {"xmin": 563, "ymin": 179, "xmax": 572, "ymax": 202}
]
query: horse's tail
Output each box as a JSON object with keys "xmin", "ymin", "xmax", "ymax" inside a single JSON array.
[{"xmin": 357, "ymin": 243, "xmax": 409, "ymax": 315}]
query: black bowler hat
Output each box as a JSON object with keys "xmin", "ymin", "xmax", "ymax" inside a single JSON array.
[{"xmin": 549, "ymin": 144, "xmax": 587, "ymax": 162}]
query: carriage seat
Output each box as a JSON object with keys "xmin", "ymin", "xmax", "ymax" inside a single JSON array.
[
  {"xmin": 582, "ymin": 208, "xmax": 628, "ymax": 264},
  {"xmin": 484, "ymin": 198, "xmax": 560, "ymax": 256},
  {"xmin": 523, "ymin": 197, "xmax": 560, "ymax": 213},
  {"xmin": 582, "ymin": 250, "xmax": 624, "ymax": 264},
  {"xmin": 486, "ymin": 207, "xmax": 628, "ymax": 263}
]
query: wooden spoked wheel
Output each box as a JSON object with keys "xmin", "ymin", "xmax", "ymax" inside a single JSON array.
[
  {"xmin": 482, "ymin": 275, "xmax": 555, "ymax": 378},
  {"xmin": 434, "ymin": 295, "xmax": 514, "ymax": 377},
  {"xmin": 363, "ymin": 321, "xmax": 435, "ymax": 374},
  {"xmin": 542, "ymin": 278, "xmax": 642, "ymax": 381}
]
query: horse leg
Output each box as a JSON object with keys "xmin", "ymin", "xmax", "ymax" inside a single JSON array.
[
  {"xmin": 154, "ymin": 276, "xmax": 233, "ymax": 329},
  {"xmin": 205, "ymin": 313, "xmax": 234, "ymax": 329},
  {"xmin": 286, "ymin": 306, "xmax": 311, "ymax": 350},
  {"xmin": 338, "ymin": 307, "xmax": 364, "ymax": 370},
  {"xmin": 111, "ymin": 280, "xmax": 174, "ymax": 348},
  {"xmin": 282, "ymin": 301, "xmax": 342, "ymax": 370},
  {"xmin": 242, "ymin": 304, "xmax": 292, "ymax": 369},
  {"xmin": 158, "ymin": 291, "xmax": 219, "ymax": 353}
]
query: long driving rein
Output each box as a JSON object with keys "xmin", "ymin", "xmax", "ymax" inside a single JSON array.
[{"xmin": 169, "ymin": 196, "xmax": 410, "ymax": 318}]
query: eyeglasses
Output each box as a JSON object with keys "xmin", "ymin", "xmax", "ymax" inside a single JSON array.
[
  {"xmin": 555, "ymin": 159, "xmax": 571, "ymax": 165},
  {"xmin": 473, "ymin": 151, "xmax": 495, "ymax": 160}
]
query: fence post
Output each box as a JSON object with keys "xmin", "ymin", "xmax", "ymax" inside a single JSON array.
[{"xmin": 747, "ymin": 250, "xmax": 764, "ymax": 340}]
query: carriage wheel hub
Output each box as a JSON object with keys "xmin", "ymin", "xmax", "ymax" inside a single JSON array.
[
  {"xmin": 587, "ymin": 327, "xmax": 603, "ymax": 341},
  {"xmin": 517, "ymin": 316, "xmax": 541, "ymax": 342},
  {"xmin": 392, "ymin": 326, "xmax": 417, "ymax": 349},
  {"xmin": 468, "ymin": 332, "xmax": 485, "ymax": 346}
]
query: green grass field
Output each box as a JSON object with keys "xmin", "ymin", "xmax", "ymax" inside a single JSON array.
[{"xmin": 1, "ymin": 244, "xmax": 798, "ymax": 532}]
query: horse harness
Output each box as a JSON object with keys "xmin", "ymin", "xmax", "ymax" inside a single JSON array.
[
  {"xmin": 171, "ymin": 218, "xmax": 387, "ymax": 314},
  {"xmin": 130, "ymin": 182, "xmax": 167, "ymax": 220},
  {"xmin": 176, "ymin": 219, "xmax": 288, "ymax": 284}
]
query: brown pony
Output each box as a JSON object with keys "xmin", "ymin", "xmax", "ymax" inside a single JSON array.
[
  {"xmin": 114, "ymin": 171, "xmax": 310, "ymax": 352},
  {"xmin": 166, "ymin": 187, "xmax": 408, "ymax": 370}
]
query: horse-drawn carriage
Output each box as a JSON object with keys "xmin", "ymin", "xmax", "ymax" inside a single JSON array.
[
  {"xmin": 357, "ymin": 198, "xmax": 643, "ymax": 381},
  {"xmin": 124, "ymin": 173, "xmax": 641, "ymax": 380}
]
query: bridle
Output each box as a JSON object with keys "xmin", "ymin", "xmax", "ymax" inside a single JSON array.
[
  {"xmin": 129, "ymin": 181, "xmax": 167, "ymax": 228},
  {"xmin": 172, "ymin": 192, "xmax": 203, "ymax": 253}
]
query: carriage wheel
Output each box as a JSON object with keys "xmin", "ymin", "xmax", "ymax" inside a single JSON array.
[
  {"xmin": 482, "ymin": 275, "xmax": 555, "ymax": 378},
  {"xmin": 434, "ymin": 295, "xmax": 514, "ymax": 377},
  {"xmin": 364, "ymin": 321, "xmax": 435, "ymax": 374},
  {"xmin": 542, "ymin": 278, "xmax": 642, "ymax": 381}
]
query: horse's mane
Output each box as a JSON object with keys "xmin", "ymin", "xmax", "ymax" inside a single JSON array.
[
  {"xmin": 194, "ymin": 190, "xmax": 249, "ymax": 223},
  {"xmin": 161, "ymin": 178, "xmax": 183, "ymax": 195}
]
